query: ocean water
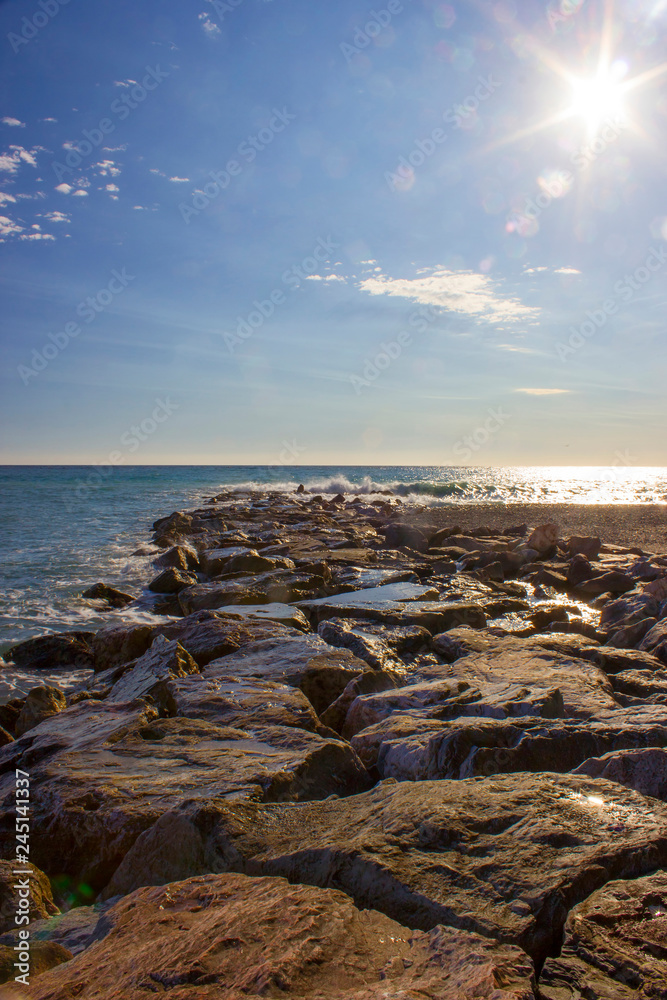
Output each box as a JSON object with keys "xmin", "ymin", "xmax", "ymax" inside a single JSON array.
[{"xmin": 2, "ymin": 464, "xmax": 667, "ymax": 653}]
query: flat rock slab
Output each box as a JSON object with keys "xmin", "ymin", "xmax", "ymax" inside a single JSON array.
[
  {"xmin": 297, "ymin": 597, "xmax": 487, "ymax": 631},
  {"xmin": 0, "ymin": 712, "xmax": 369, "ymax": 892},
  {"xmin": 300, "ymin": 581, "xmax": 439, "ymax": 605},
  {"xmin": 106, "ymin": 773, "xmax": 667, "ymax": 966},
  {"xmin": 375, "ymin": 709, "xmax": 667, "ymax": 781},
  {"xmin": 155, "ymin": 611, "xmax": 302, "ymax": 666},
  {"xmin": 204, "ymin": 633, "xmax": 369, "ymax": 713},
  {"xmin": 31, "ymin": 874, "xmax": 538, "ymax": 1000},
  {"xmin": 540, "ymin": 871, "xmax": 667, "ymax": 999},
  {"xmin": 446, "ymin": 643, "xmax": 619, "ymax": 718},
  {"xmin": 204, "ymin": 602, "xmax": 310, "ymax": 631},
  {"xmin": 166, "ymin": 672, "xmax": 332, "ymax": 734}
]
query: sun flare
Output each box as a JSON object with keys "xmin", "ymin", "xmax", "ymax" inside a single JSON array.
[{"xmin": 568, "ymin": 74, "xmax": 626, "ymax": 131}]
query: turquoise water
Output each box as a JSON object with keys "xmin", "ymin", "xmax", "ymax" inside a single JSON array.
[{"xmin": 2, "ymin": 464, "xmax": 666, "ymax": 651}]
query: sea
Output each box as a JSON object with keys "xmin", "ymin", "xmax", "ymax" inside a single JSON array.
[{"xmin": 2, "ymin": 464, "xmax": 667, "ymax": 655}]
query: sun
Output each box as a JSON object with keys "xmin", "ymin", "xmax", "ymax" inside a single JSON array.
[{"xmin": 568, "ymin": 73, "xmax": 626, "ymax": 132}]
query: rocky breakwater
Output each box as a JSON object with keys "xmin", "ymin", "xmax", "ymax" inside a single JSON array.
[{"xmin": 1, "ymin": 490, "xmax": 667, "ymax": 997}]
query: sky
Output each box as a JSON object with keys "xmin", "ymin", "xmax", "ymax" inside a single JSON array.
[{"xmin": 0, "ymin": 0, "xmax": 666, "ymax": 466}]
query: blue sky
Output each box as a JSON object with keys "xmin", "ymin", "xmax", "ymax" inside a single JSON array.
[{"xmin": 1, "ymin": 0, "xmax": 666, "ymax": 465}]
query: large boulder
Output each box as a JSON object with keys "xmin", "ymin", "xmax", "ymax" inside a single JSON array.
[
  {"xmin": 526, "ymin": 523, "xmax": 559, "ymax": 554},
  {"xmin": 81, "ymin": 583, "xmax": 135, "ymax": 608},
  {"xmin": 107, "ymin": 636, "xmax": 199, "ymax": 704},
  {"xmin": 0, "ymin": 860, "xmax": 58, "ymax": 934},
  {"xmin": 5, "ymin": 631, "xmax": 94, "ymax": 671},
  {"xmin": 30, "ymin": 874, "xmax": 538, "ymax": 1000},
  {"xmin": 540, "ymin": 871, "xmax": 667, "ymax": 998},
  {"xmin": 566, "ymin": 535, "xmax": 601, "ymax": 559},
  {"xmin": 101, "ymin": 773, "xmax": 667, "ymax": 966},
  {"xmin": 154, "ymin": 611, "xmax": 302, "ymax": 666},
  {"xmin": 178, "ymin": 569, "xmax": 328, "ymax": 614},
  {"xmin": 0, "ymin": 706, "xmax": 369, "ymax": 892},
  {"xmin": 14, "ymin": 685, "xmax": 66, "ymax": 736}
]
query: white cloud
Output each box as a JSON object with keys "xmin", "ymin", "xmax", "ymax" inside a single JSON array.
[
  {"xmin": 2, "ymin": 117, "xmax": 25, "ymax": 128},
  {"xmin": 0, "ymin": 192, "xmax": 17, "ymax": 206},
  {"xmin": 41, "ymin": 210, "xmax": 70, "ymax": 223},
  {"xmin": 72, "ymin": 189, "xmax": 88, "ymax": 197},
  {"xmin": 55, "ymin": 183, "xmax": 73, "ymax": 194},
  {"xmin": 198, "ymin": 13, "xmax": 221, "ymax": 35},
  {"xmin": 150, "ymin": 167, "xmax": 165, "ymax": 176},
  {"xmin": 0, "ymin": 215, "xmax": 23, "ymax": 238},
  {"xmin": 169, "ymin": 176, "xmax": 189, "ymax": 183},
  {"xmin": 41, "ymin": 117, "xmax": 58, "ymax": 123},
  {"xmin": 11, "ymin": 146, "xmax": 38, "ymax": 167},
  {"xmin": 554, "ymin": 267, "xmax": 581, "ymax": 274},
  {"xmin": 523, "ymin": 266, "xmax": 549, "ymax": 274},
  {"xmin": 514, "ymin": 388, "xmax": 572, "ymax": 395},
  {"xmin": 20, "ymin": 232, "xmax": 56, "ymax": 241},
  {"xmin": 358, "ymin": 267, "xmax": 540, "ymax": 326},
  {"xmin": 496, "ymin": 343, "xmax": 540, "ymax": 355},
  {"xmin": 305, "ymin": 274, "xmax": 346, "ymax": 282},
  {"xmin": 113, "ymin": 79, "xmax": 137, "ymax": 88},
  {"xmin": 95, "ymin": 160, "xmax": 121, "ymax": 177},
  {"xmin": 105, "ymin": 183, "xmax": 120, "ymax": 192}
]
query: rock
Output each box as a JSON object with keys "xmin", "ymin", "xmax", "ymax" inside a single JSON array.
[
  {"xmin": 343, "ymin": 678, "xmax": 564, "ymax": 740},
  {"xmin": 298, "ymin": 591, "xmax": 486, "ymax": 633},
  {"xmin": 317, "ymin": 618, "xmax": 406, "ymax": 670},
  {"xmin": 576, "ymin": 571, "xmax": 635, "ymax": 596},
  {"xmin": 154, "ymin": 543, "xmax": 199, "ymax": 571},
  {"xmin": 600, "ymin": 592, "xmax": 661, "ymax": 629},
  {"xmin": 566, "ymin": 535, "xmax": 602, "ymax": 559},
  {"xmin": 108, "ymin": 774, "xmax": 667, "ymax": 966},
  {"xmin": 155, "ymin": 611, "xmax": 301, "ymax": 666},
  {"xmin": 0, "ymin": 860, "xmax": 59, "ymax": 934},
  {"xmin": 200, "ymin": 546, "xmax": 262, "ymax": 575},
  {"xmin": 606, "ymin": 616, "xmax": 657, "ymax": 648},
  {"xmin": 152, "ymin": 510, "xmax": 195, "ymax": 547},
  {"xmin": 383, "ymin": 522, "xmax": 429, "ymax": 551},
  {"xmin": 540, "ymin": 871, "xmax": 667, "ymax": 999},
  {"xmin": 0, "ymin": 710, "xmax": 369, "ymax": 893},
  {"xmin": 638, "ymin": 619, "xmax": 667, "ymax": 662},
  {"xmin": 572, "ymin": 747, "xmax": 667, "ymax": 800},
  {"xmin": 203, "ymin": 602, "xmax": 310, "ymax": 632},
  {"xmin": 431, "ymin": 627, "xmax": 493, "ymax": 661},
  {"xmin": 108, "ymin": 636, "xmax": 199, "ymax": 704},
  {"xmin": 0, "ymin": 897, "xmax": 118, "ymax": 957},
  {"xmin": 205, "ymin": 634, "xmax": 368, "ymax": 715},
  {"xmin": 81, "ymin": 583, "xmax": 135, "ymax": 608},
  {"xmin": 224, "ymin": 550, "xmax": 296, "ymax": 574},
  {"xmin": 384, "ymin": 707, "xmax": 667, "ymax": 780},
  {"xmin": 567, "ymin": 553, "xmax": 594, "ymax": 585},
  {"xmin": 526, "ymin": 523, "xmax": 559, "ymax": 554},
  {"xmin": 644, "ymin": 575, "xmax": 667, "ymax": 601},
  {"xmin": 0, "ymin": 727, "xmax": 12, "ymax": 746},
  {"xmin": 30, "ymin": 874, "xmax": 538, "ymax": 1000},
  {"xmin": 0, "ymin": 939, "xmax": 72, "ymax": 984},
  {"xmin": 179, "ymin": 568, "xmax": 327, "ymax": 614},
  {"xmin": 609, "ymin": 667, "xmax": 667, "ymax": 704},
  {"xmin": 320, "ymin": 669, "xmax": 404, "ymax": 735},
  {"xmin": 5, "ymin": 631, "xmax": 94, "ymax": 671},
  {"xmin": 0, "ymin": 700, "xmax": 22, "ymax": 734},
  {"xmin": 15, "ymin": 685, "xmax": 66, "ymax": 736},
  {"xmin": 147, "ymin": 567, "xmax": 197, "ymax": 593},
  {"xmin": 584, "ymin": 645, "xmax": 666, "ymax": 675},
  {"xmin": 90, "ymin": 624, "xmax": 155, "ymax": 673},
  {"xmin": 440, "ymin": 640, "xmax": 618, "ymax": 718},
  {"xmin": 166, "ymin": 672, "xmax": 332, "ymax": 735}
]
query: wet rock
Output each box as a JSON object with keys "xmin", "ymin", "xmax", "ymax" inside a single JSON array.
[
  {"xmin": 0, "ymin": 860, "xmax": 59, "ymax": 934},
  {"xmin": 81, "ymin": 583, "xmax": 135, "ymax": 608},
  {"xmin": 155, "ymin": 611, "xmax": 300, "ymax": 666},
  {"xmin": 0, "ymin": 897, "xmax": 118, "ymax": 957},
  {"xmin": 108, "ymin": 636, "xmax": 199, "ymax": 704},
  {"xmin": 298, "ymin": 591, "xmax": 486, "ymax": 633},
  {"xmin": 206, "ymin": 602, "xmax": 310, "ymax": 632},
  {"xmin": 15, "ymin": 685, "xmax": 66, "ymax": 736},
  {"xmin": 6, "ymin": 631, "xmax": 94, "ymax": 671},
  {"xmin": 526, "ymin": 523, "xmax": 559, "ymax": 554},
  {"xmin": 91, "ymin": 624, "xmax": 154, "ymax": 673},
  {"xmin": 320, "ymin": 669, "xmax": 405, "ymax": 735},
  {"xmin": 200, "ymin": 546, "xmax": 265, "ymax": 575},
  {"xmin": 566, "ymin": 535, "xmax": 602, "ymax": 559},
  {"xmin": 540, "ymin": 871, "xmax": 667, "ymax": 999},
  {"xmin": 152, "ymin": 510, "xmax": 196, "ymax": 547},
  {"xmin": 317, "ymin": 618, "xmax": 406, "ymax": 670},
  {"xmin": 609, "ymin": 667, "xmax": 667, "ymax": 704},
  {"xmin": 107, "ymin": 773, "xmax": 667, "ymax": 966},
  {"xmin": 31, "ymin": 874, "xmax": 538, "ymax": 1000},
  {"xmin": 179, "ymin": 568, "xmax": 328, "ymax": 614},
  {"xmin": 644, "ymin": 575, "xmax": 667, "ymax": 601},
  {"xmin": 147, "ymin": 567, "xmax": 197, "ymax": 593},
  {"xmin": 567, "ymin": 553, "xmax": 594, "ymax": 586},
  {"xmin": 384, "ymin": 707, "xmax": 667, "ymax": 780},
  {"xmin": 606, "ymin": 616, "xmax": 658, "ymax": 648},
  {"xmin": 600, "ymin": 592, "xmax": 661, "ymax": 629},
  {"xmin": 0, "ymin": 939, "xmax": 72, "ymax": 984},
  {"xmin": 572, "ymin": 747, "xmax": 667, "ymax": 800},
  {"xmin": 576, "ymin": 571, "xmax": 635, "ymax": 596},
  {"xmin": 0, "ymin": 709, "xmax": 369, "ymax": 893},
  {"xmin": 383, "ymin": 522, "xmax": 429, "ymax": 551},
  {"xmin": 224, "ymin": 550, "xmax": 296, "ymax": 574},
  {"xmin": 638, "ymin": 619, "xmax": 667, "ymax": 662},
  {"xmin": 154, "ymin": 543, "xmax": 199, "ymax": 571},
  {"xmin": 167, "ymin": 673, "xmax": 333, "ymax": 734},
  {"xmin": 584, "ymin": 645, "xmax": 666, "ymax": 675},
  {"xmin": 0, "ymin": 700, "xmax": 22, "ymax": 734}
]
